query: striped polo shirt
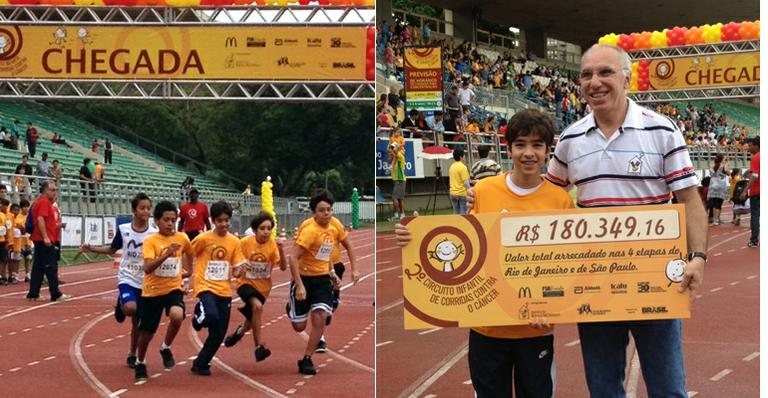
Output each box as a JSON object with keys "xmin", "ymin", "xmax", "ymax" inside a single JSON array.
[{"xmin": 546, "ymin": 99, "xmax": 698, "ymax": 207}]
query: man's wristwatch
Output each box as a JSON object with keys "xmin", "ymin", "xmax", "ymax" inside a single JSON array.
[{"xmin": 687, "ymin": 252, "xmax": 708, "ymax": 263}]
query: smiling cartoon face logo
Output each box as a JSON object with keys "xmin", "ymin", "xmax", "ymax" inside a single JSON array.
[
  {"xmin": 428, "ymin": 238, "xmax": 464, "ymax": 272},
  {"xmin": 665, "ymin": 259, "xmax": 686, "ymax": 284}
]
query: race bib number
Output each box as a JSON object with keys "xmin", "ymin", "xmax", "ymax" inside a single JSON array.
[
  {"xmin": 0, "ymin": 226, "xmax": 7, "ymax": 235},
  {"xmin": 125, "ymin": 261, "xmax": 144, "ymax": 277},
  {"xmin": 154, "ymin": 257, "xmax": 180, "ymax": 278},
  {"xmin": 315, "ymin": 242, "xmax": 333, "ymax": 262},
  {"xmin": 205, "ymin": 260, "xmax": 229, "ymax": 281},
  {"xmin": 13, "ymin": 228, "xmax": 21, "ymax": 238},
  {"xmin": 245, "ymin": 261, "xmax": 271, "ymax": 279}
]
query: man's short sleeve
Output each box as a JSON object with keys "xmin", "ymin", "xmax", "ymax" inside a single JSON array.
[
  {"xmin": 546, "ymin": 141, "xmax": 571, "ymax": 189},
  {"xmin": 663, "ymin": 130, "xmax": 698, "ymax": 192}
]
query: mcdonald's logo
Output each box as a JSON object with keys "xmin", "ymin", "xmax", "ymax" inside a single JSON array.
[
  {"xmin": 224, "ymin": 37, "xmax": 238, "ymax": 47},
  {"xmin": 518, "ymin": 286, "xmax": 532, "ymax": 298}
]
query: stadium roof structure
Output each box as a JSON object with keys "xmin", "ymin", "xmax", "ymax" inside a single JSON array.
[{"xmin": 416, "ymin": 0, "xmax": 758, "ymax": 50}]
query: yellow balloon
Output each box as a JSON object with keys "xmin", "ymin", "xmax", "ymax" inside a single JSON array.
[
  {"xmin": 701, "ymin": 24, "xmax": 722, "ymax": 43},
  {"xmin": 275, "ymin": 0, "xmax": 289, "ymax": 5},
  {"xmin": 166, "ymin": 0, "xmax": 200, "ymax": 6},
  {"xmin": 598, "ymin": 33, "xmax": 620, "ymax": 46},
  {"xmin": 650, "ymin": 30, "xmax": 667, "ymax": 48}
]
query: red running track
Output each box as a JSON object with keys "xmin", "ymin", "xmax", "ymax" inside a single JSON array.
[
  {"xmin": 0, "ymin": 228, "xmax": 374, "ymax": 398},
  {"xmin": 376, "ymin": 208, "xmax": 759, "ymax": 398}
]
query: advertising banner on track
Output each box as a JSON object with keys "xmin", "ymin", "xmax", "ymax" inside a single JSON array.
[
  {"xmin": 0, "ymin": 25, "xmax": 366, "ymax": 80},
  {"xmin": 404, "ymin": 46, "xmax": 442, "ymax": 114},
  {"xmin": 401, "ymin": 205, "xmax": 690, "ymax": 330},
  {"xmin": 647, "ymin": 52, "xmax": 759, "ymax": 90}
]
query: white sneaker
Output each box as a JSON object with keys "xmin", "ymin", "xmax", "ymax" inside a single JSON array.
[{"xmin": 54, "ymin": 294, "xmax": 72, "ymax": 302}]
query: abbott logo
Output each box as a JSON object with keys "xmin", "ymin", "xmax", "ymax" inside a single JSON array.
[
  {"xmin": 518, "ymin": 286, "xmax": 532, "ymax": 298},
  {"xmin": 224, "ymin": 37, "xmax": 238, "ymax": 47}
]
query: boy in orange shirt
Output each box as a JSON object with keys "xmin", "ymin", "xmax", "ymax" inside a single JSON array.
[
  {"xmin": 188, "ymin": 201, "xmax": 246, "ymax": 376},
  {"xmin": 223, "ymin": 211, "xmax": 287, "ymax": 362},
  {"xmin": 18, "ymin": 199, "xmax": 31, "ymax": 282},
  {"xmin": 8, "ymin": 203, "xmax": 21, "ymax": 284},
  {"xmin": 135, "ymin": 200, "xmax": 193, "ymax": 384},
  {"xmin": 0, "ymin": 199, "xmax": 13, "ymax": 284},
  {"xmin": 396, "ymin": 109, "xmax": 573, "ymax": 397}
]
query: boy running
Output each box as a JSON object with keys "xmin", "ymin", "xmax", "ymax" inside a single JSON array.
[
  {"xmin": 8, "ymin": 203, "xmax": 21, "ymax": 284},
  {"xmin": 286, "ymin": 189, "xmax": 359, "ymax": 375},
  {"xmin": 80, "ymin": 193, "xmax": 156, "ymax": 368},
  {"xmin": 0, "ymin": 198, "xmax": 13, "ymax": 284},
  {"xmin": 135, "ymin": 200, "xmax": 193, "ymax": 384},
  {"xmin": 18, "ymin": 199, "xmax": 31, "ymax": 282},
  {"xmin": 396, "ymin": 109, "xmax": 573, "ymax": 397},
  {"xmin": 188, "ymin": 201, "xmax": 246, "ymax": 376},
  {"xmin": 223, "ymin": 211, "xmax": 287, "ymax": 362}
]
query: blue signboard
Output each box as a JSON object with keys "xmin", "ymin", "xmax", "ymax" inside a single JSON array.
[{"xmin": 376, "ymin": 139, "xmax": 418, "ymax": 178}]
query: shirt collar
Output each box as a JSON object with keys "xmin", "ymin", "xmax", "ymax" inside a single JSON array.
[{"xmin": 582, "ymin": 98, "xmax": 645, "ymax": 135}]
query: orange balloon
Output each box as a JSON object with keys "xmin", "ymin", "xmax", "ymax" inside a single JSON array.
[
  {"xmin": 634, "ymin": 31, "xmax": 652, "ymax": 49},
  {"xmin": 684, "ymin": 26, "xmax": 704, "ymax": 45}
]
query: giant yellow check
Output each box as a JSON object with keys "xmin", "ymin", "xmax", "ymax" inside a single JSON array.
[{"xmin": 401, "ymin": 204, "xmax": 690, "ymax": 330}]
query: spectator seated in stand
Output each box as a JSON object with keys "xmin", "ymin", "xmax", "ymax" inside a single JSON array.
[{"xmin": 51, "ymin": 133, "xmax": 73, "ymax": 148}]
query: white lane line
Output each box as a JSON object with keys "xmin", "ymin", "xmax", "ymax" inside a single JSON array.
[
  {"xmin": 8, "ymin": 331, "xmax": 16, "ymax": 335},
  {"xmin": 109, "ymin": 389, "xmax": 127, "ymax": 397},
  {"xmin": 102, "ymin": 338, "xmax": 114, "ymax": 343},
  {"xmin": 743, "ymin": 352, "xmax": 759, "ymax": 361},
  {"xmin": 713, "ymin": 253, "xmax": 722, "ymax": 257},
  {"xmin": 730, "ymin": 281, "xmax": 740, "ymax": 286},
  {"xmin": 564, "ymin": 339, "xmax": 580, "ymax": 347},
  {"xmin": 36, "ymin": 324, "xmax": 44, "ymax": 328},
  {"xmin": 463, "ymin": 379, "xmax": 472, "ymax": 385},
  {"xmin": 376, "ymin": 265, "xmax": 401, "ymax": 274},
  {"xmin": 43, "ymin": 356, "xmax": 55, "ymax": 361},
  {"xmin": 424, "ymin": 395, "xmax": 438, "ymax": 398},
  {"xmin": 9, "ymin": 367, "xmax": 21, "ymax": 372},
  {"xmin": 378, "ymin": 260, "xmax": 392, "ymax": 265},
  {"xmin": 70, "ymin": 312, "xmax": 114, "ymax": 398},
  {"xmin": 747, "ymin": 275, "xmax": 757, "ymax": 280},
  {"xmin": 0, "ymin": 275, "xmax": 116, "ymax": 298},
  {"xmin": 0, "ymin": 289, "xmax": 117, "ymax": 321},
  {"xmin": 85, "ymin": 344, "xmax": 95, "ymax": 348},
  {"xmin": 376, "ymin": 340, "xmax": 393, "ymax": 348},
  {"xmin": 27, "ymin": 361, "xmax": 39, "ymax": 366},
  {"xmin": 405, "ymin": 344, "xmax": 469, "ymax": 398},
  {"xmin": 710, "ymin": 287, "xmax": 723, "ymax": 292},
  {"xmin": 286, "ymin": 389, "xmax": 297, "ymax": 394},
  {"xmin": 727, "ymin": 249, "xmax": 736, "ymax": 252},
  {"xmin": 418, "ymin": 328, "xmax": 443, "ymax": 335},
  {"xmin": 377, "ymin": 299, "xmax": 404, "ymax": 314},
  {"xmin": 22, "ymin": 328, "xmax": 30, "ymax": 332},
  {"xmin": 709, "ymin": 369, "xmax": 732, "ymax": 381},
  {"xmin": 688, "ymin": 392, "xmax": 698, "ymax": 397},
  {"xmin": 151, "ymin": 373, "xmax": 162, "ymax": 379}
]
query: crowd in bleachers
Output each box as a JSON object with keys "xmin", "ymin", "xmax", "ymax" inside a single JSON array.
[{"xmin": 652, "ymin": 102, "xmax": 756, "ymax": 151}]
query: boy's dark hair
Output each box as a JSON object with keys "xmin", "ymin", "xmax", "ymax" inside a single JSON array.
[
  {"xmin": 477, "ymin": 146, "xmax": 491, "ymax": 159},
  {"xmin": 131, "ymin": 192, "xmax": 151, "ymax": 212},
  {"xmin": 0, "ymin": 198, "xmax": 10, "ymax": 206},
  {"xmin": 250, "ymin": 211, "xmax": 275, "ymax": 231},
  {"xmin": 153, "ymin": 200, "xmax": 177, "ymax": 220},
  {"xmin": 20, "ymin": 199, "xmax": 29, "ymax": 208},
  {"xmin": 83, "ymin": 158, "xmax": 91, "ymax": 165},
  {"xmin": 210, "ymin": 201, "xmax": 232, "ymax": 219},
  {"xmin": 453, "ymin": 147, "xmax": 464, "ymax": 161},
  {"xmin": 505, "ymin": 109, "xmax": 555, "ymax": 148},
  {"xmin": 10, "ymin": 203, "xmax": 19, "ymax": 211},
  {"xmin": 310, "ymin": 188, "xmax": 334, "ymax": 212},
  {"xmin": 748, "ymin": 136, "xmax": 760, "ymax": 146}
]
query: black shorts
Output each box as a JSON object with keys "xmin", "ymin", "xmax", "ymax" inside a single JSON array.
[
  {"xmin": 468, "ymin": 330, "xmax": 554, "ymax": 398},
  {"xmin": 136, "ymin": 290, "xmax": 185, "ymax": 333},
  {"xmin": 288, "ymin": 274, "xmax": 333, "ymax": 323},
  {"xmin": 707, "ymin": 197, "xmax": 724, "ymax": 210},
  {"xmin": 0, "ymin": 242, "xmax": 7, "ymax": 262},
  {"xmin": 236, "ymin": 284, "xmax": 267, "ymax": 321},
  {"xmin": 185, "ymin": 230, "xmax": 201, "ymax": 241}
]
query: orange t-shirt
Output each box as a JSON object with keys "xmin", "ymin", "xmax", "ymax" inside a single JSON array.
[
  {"xmin": 190, "ymin": 231, "xmax": 246, "ymax": 298},
  {"xmin": 295, "ymin": 217, "xmax": 346, "ymax": 276},
  {"xmin": 12, "ymin": 214, "xmax": 26, "ymax": 253},
  {"xmin": 141, "ymin": 232, "xmax": 192, "ymax": 297},
  {"xmin": 471, "ymin": 174, "xmax": 574, "ymax": 339},
  {"xmin": 236, "ymin": 235, "xmax": 281, "ymax": 297},
  {"xmin": 299, "ymin": 216, "xmax": 347, "ymax": 264}
]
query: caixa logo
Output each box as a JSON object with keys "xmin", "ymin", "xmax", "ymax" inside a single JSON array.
[{"xmin": 642, "ymin": 306, "xmax": 668, "ymax": 314}]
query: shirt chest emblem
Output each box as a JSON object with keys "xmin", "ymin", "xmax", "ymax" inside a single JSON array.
[{"xmin": 628, "ymin": 154, "xmax": 644, "ymax": 174}]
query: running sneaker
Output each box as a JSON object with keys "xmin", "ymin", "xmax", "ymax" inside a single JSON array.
[
  {"xmin": 224, "ymin": 325, "xmax": 245, "ymax": 347},
  {"xmin": 160, "ymin": 347, "xmax": 175, "ymax": 369},
  {"xmin": 53, "ymin": 294, "xmax": 72, "ymax": 302},
  {"xmin": 748, "ymin": 241, "xmax": 759, "ymax": 247},
  {"xmin": 254, "ymin": 345, "xmax": 271, "ymax": 362},
  {"xmin": 134, "ymin": 363, "xmax": 148, "ymax": 384},
  {"xmin": 315, "ymin": 338, "xmax": 327, "ymax": 353},
  {"xmin": 27, "ymin": 296, "xmax": 45, "ymax": 302},
  {"xmin": 126, "ymin": 355, "xmax": 137, "ymax": 369},
  {"xmin": 9, "ymin": 275, "xmax": 18, "ymax": 285},
  {"xmin": 191, "ymin": 364, "xmax": 211, "ymax": 376},
  {"xmin": 297, "ymin": 355, "xmax": 317, "ymax": 375},
  {"xmin": 0, "ymin": 276, "xmax": 7, "ymax": 285}
]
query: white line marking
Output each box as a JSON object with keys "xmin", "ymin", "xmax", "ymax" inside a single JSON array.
[
  {"xmin": 85, "ymin": 344, "xmax": 95, "ymax": 348},
  {"xmin": 727, "ymin": 249, "xmax": 736, "ymax": 252},
  {"xmin": 36, "ymin": 324, "xmax": 44, "ymax": 328},
  {"xmin": 564, "ymin": 339, "xmax": 580, "ymax": 347},
  {"xmin": 70, "ymin": 312, "xmax": 114, "ymax": 397},
  {"xmin": 376, "ymin": 340, "xmax": 393, "ymax": 348},
  {"xmin": 151, "ymin": 373, "xmax": 161, "ymax": 378},
  {"xmin": 0, "ymin": 275, "xmax": 116, "ymax": 298},
  {"xmin": 178, "ymin": 361, "xmax": 187, "ymax": 365},
  {"xmin": 27, "ymin": 361, "xmax": 39, "ymax": 366},
  {"xmin": 0, "ymin": 289, "xmax": 117, "ymax": 321},
  {"xmin": 743, "ymin": 352, "xmax": 759, "ymax": 361},
  {"xmin": 688, "ymin": 392, "xmax": 698, "ymax": 397},
  {"xmin": 404, "ymin": 344, "xmax": 469, "ymax": 398},
  {"xmin": 378, "ymin": 260, "xmax": 392, "ymax": 265},
  {"xmin": 709, "ymin": 369, "xmax": 732, "ymax": 381},
  {"xmin": 377, "ymin": 299, "xmax": 404, "ymax": 314},
  {"xmin": 102, "ymin": 338, "xmax": 113, "ymax": 343},
  {"xmin": 43, "ymin": 356, "xmax": 55, "ymax": 361},
  {"xmin": 109, "ymin": 389, "xmax": 127, "ymax": 397},
  {"xmin": 424, "ymin": 395, "xmax": 438, "ymax": 398},
  {"xmin": 713, "ymin": 253, "xmax": 722, "ymax": 256},
  {"xmin": 695, "ymin": 295, "xmax": 703, "ymax": 299},
  {"xmin": 747, "ymin": 275, "xmax": 757, "ymax": 279},
  {"xmin": 8, "ymin": 331, "xmax": 16, "ymax": 335},
  {"xmin": 463, "ymin": 379, "xmax": 473, "ymax": 385},
  {"xmin": 418, "ymin": 328, "xmax": 443, "ymax": 335},
  {"xmin": 710, "ymin": 287, "xmax": 723, "ymax": 292},
  {"xmin": 295, "ymin": 381, "xmax": 305, "ymax": 387},
  {"xmin": 286, "ymin": 389, "xmax": 297, "ymax": 394},
  {"xmin": 730, "ymin": 281, "xmax": 740, "ymax": 286},
  {"xmin": 9, "ymin": 367, "xmax": 21, "ymax": 372},
  {"xmin": 22, "ymin": 328, "xmax": 30, "ymax": 332}
]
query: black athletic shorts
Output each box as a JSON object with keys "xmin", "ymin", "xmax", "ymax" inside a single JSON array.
[
  {"xmin": 236, "ymin": 284, "xmax": 267, "ymax": 321},
  {"xmin": 136, "ymin": 289, "xmax": 185, "ymax": 333},
  {"xmin": 287, "ymin": 274, "xmax": 333, "ymax": 323}
]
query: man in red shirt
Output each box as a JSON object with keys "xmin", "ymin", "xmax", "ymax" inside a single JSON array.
[
  {"xmin": 26, "ymin": 181, "xmax": 70, "ymax": 301},
  {"xmin": 178, "ymin": 188, "xmax": 210, "ymax": 241},
  {"xmin": 744, "ymin": 137, "xmax": 760, "ymax": 247}
]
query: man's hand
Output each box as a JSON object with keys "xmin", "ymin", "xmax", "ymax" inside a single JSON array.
[
  {"xmin": 528, "ymin": 317, "xmax": 551, "ymax": 330},
  {"xmin": 466, "ymin": 186, "xmax": 475, "ymax": 211},
  {"xmin": 394, "ymin": 211, "xmax": 419, "ymax": 247},
  {"xmin": 295, "ymin": 283, "xmax": 307, "ymax": 301},
  {"xmin": 43, "ymin": 237, "xmax": 52, "ymax": 247},
  {"xmin": 678, "ymin": 257, "xmax": 705, "ymax": 293},
  {"xmin": 79, "ymin": 243, "xmax": 91, "ymax": 253}
]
